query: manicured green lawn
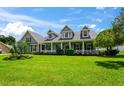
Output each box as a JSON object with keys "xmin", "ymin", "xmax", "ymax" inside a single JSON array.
[{"xmin": 0, "ymin": 52, "xmax": 124, "ymax": 86}]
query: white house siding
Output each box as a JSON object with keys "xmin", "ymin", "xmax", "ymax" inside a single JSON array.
[{"xmin": 22, "ymin": 32, "xmax": 37, "ymax": 44}]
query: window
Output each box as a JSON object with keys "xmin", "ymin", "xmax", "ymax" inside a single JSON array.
[
  {"xmin": 84, "ymin": 31, "xmax": 88, "ymax": 37},
  {"xmin": 64, "ymin": 32, "xmax": 68, "ymax": 38},
  {"xmin": 86, "ymin": 43, "xmax": 92, "ymax": 50},
  {"xmin": 46, "ymin": 44, "xmax": 51, "ymax": 50},
  {"xmin": 29, "ymin": 37, "xmax": 31, "ymax": 42},
  {"xmin": 74, "ymin": 44, "xmax": 80, "ymax": 50},
  {"xmin": 62, "ymin": 32, "xmax": 72, "ymax": 38},
  {"xmin": 26, "ymin": 37, "xmax": 31, "ymax": 42},
  {"xmin": 32, "ymin": 45, "xmax": 37, "ymax": 51},
  {"xmin": 49, "ymin": 34, "xmax": 52, "ymax": 38},
  {"xmin": 69, "ymin": 32, "xmax": 72, "ymax": 38}
]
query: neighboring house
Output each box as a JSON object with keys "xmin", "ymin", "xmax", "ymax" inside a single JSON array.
[
  {"xmin": 0, "ymin": 42, "xmax": 12, "ymax": 53},
  {"xmin": 21, "ymin": 25, "xmax": 97, "ymax": 54}
]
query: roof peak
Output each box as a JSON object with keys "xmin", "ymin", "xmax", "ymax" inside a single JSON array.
[
  {"xmin": 61, "ymin": 25, "xmax": 73, "ymax": 33},
  {"xmin": 47, "ymin": 29, "xmax": 57, "ymax": 35}
]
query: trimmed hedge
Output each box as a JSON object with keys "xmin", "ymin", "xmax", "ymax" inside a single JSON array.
[
  {"xmin": 56, "ymin": 49, "xmax": 64, "ymax": 55},
  {"xmin": 32, "ymin": 51, "xmax": 57, "ymax": 55},
  {"xmin": 32, "ymin": 51, "xmax": 44, "ymax": 55},
  {"xmin": 65, "ymin": 49, "xmax": 74, "ymax": 55}
]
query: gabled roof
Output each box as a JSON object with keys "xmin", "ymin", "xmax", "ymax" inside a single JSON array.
[
  {"xmin": 28, "ymin": 31, "xmax": 44, "ymax": 43},
  {"xmin": 47, "ymin": 29, "xmax": 53, "ymax": 34},
  {"xmin": 21, "ymin": 31, "xmax": 44, "ymax": 44},
  {"xmin": 81, "ymin": 25, "xmax": 90, "ymax": 32},
  {"xmin": 20, "ymin": 26, "xmax": 97, "ymax": 43},
  {"xmin": 60, "ymin": 25, "xmax": 73, "ymax": 33},
  {"xmin": 47, "ymin": 29, "xmax": 57, "ymax": 36},
  {"xmin": 45, "ymin": 31, "xmax": 97, "ymax": 42},
  {"xmin": 83, "ymin": 25, "xmax": 89, "ymax": 29},
  {"xmin": 0, "ymin": 42, "xmax": 12, "ymax": 49}
]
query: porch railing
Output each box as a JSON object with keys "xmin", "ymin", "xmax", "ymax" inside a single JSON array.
[
  {"xmin": 41, "ymin": 50, "xmax": 56, "ymax": 53},
  {"xmin": 40, "ymin": 50, "xmax": 98, "ymax": 54}
]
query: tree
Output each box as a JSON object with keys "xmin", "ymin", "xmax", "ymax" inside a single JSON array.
[
  {"xmin": 112, "ymin": 8, "xmax": 124, "ymax": 45},
  {"xmin": 0, "ymin": 35, "xmax": 16, "ymax": 45},
  {"xmin": 10, "ymin": 41, "xmax": 29, "ymax": 55},
  {"xmin": 0, "ymin": 35, "xmax": 6, "ymax": 43},
  {"xmin": 17, "ymin": 41, "xmax": 29, "ymax": 54},
  {"xmin": 94, "ymin": 29, "xmax": 115, "ymax": 50},
  {"xmin": 6, "ymin": 36, "xmax": 16, "ymax": 45}
]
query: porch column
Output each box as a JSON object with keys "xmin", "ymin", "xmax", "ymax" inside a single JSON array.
[
  {"xmin": 51, "ymin": 43, "xmax": 53, "ymax": 52},
  {"xmin": 82, "ymin": 41, "xmax": 84, "ymax": 54},
  {"xmin": 40, "ymin": 44, "xmax": 42, "ymax": 52},
  {"xmin": 61, "ymin": 42, "xmax": 63, "ymax": 49},
  {"xmin": 69, "ymin": 42, "xmax": 71, "ymax": 49},
  {"xmin": 44, "ymin": 44, "xmax": 46, "ymax": 52},
  {"xmin": 39, "ymin": 44, "xmax": 40, "ymax": 52},
  {"xmin": 30, "ymin": 45, "xmax": 32, "ymax": 53}
]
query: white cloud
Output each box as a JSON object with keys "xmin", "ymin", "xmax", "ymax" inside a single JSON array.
[
  {"xmin": 90, "ymin": 24, "xmax": 96, "ymax": 28},
  {"xmin": 96, "ymin": 28, "xmax": 105, "ymax": 32},
  {"xmin": 78, "ymin": 24, "xmax": 96, "ymax": 29},
  {"xmin": 0, "ymin": 22, "xmax": 34, "ymax": 40},
  {"xmin": 59, "ymin": 19, "xmax": 71, "ymax": 23},
  {"xmin": 96, "ymin": 18, "xmax": 102, "ymax": 23},
  {"xmin": 100, "ymin": 28, "xmax": 105, "ymax": 31},
  {"xmin": 0, "ymin": 8, "xmax": 64, "ymax": 40},
  {"xmin": 0, "ymin": 9, "xmax": 63, "ymax": 29},
  {"xmin": 96, "ymin": 7, "xmax": 105, "ymax": 10}
]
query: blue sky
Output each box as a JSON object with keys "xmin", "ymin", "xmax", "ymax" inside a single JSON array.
[{"xmin": 0, "ymin": 7, "xmax": 121, "ymax": 40}]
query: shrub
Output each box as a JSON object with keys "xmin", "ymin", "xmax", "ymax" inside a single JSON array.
[
  {"xmin": 74, "ymin": 50, "xmax": 82, "ymax": 55},
  {"xmin": 65, "ymin": 49, "xmax": 74, "ymax": 55},
  {"xmin": 32, "ymin": 51, "xmax": 44, "ymax": 55},
  {"xmin": 98, "ymin": 50, "xmax": 105, "ymax": 56},
  {"xmin": 56, "ymin": 49, "xmax": 64, "ymax": 55},
  {"xmin": 32, "ymin": 51, "xmax": 39, "ymax": 55},
  {"xmin": 3, "ymin": 54, "xmax": 32, "ymax": 60},
  {"xmin": 47, "ymin": 52, "xmax": 57, "ymax": 55},
  {"xmin": 105, "ymin": 49, "xmax": 119, "ymax": 56},
  {"xmin": 32, "ymin": 51, "xmax": 57, "ymax": 55},
  {"xmin": 98, "ymin": 49, "xmax": 119, "ymax": 56}
]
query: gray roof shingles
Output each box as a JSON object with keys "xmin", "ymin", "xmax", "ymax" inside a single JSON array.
[
  {"xmin": 24, "ymin": 30, "xmax": 97, "ymax": 43},
  {"xmin": 28, "ymin": 31, "xmax": 44, "ymax": 43},
  {"xmin": 45, "ymin": 31, "xmax": 97, "ymax": 42}
]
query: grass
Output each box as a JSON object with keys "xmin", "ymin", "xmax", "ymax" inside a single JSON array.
[{"xmin": 0, "ymin": 53, "xmax": 124, "ymax": 86}]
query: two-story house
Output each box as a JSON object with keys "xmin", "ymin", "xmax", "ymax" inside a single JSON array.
[{"xmin": 21, "ymin": 25, "xmax": 97, "ymax": 54}]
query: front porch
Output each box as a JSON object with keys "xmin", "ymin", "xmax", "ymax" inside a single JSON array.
[{"xmin": 41, "ymin": 41, "xmax": 97, "ymax": 54}]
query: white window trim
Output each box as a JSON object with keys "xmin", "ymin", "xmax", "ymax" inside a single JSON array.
[
  {"xmin": 82, "ymin": 31, "xmax": 89, "ymax": 37},
  {"xmin": 63, "ymin": 32, "xmax": 71, "ymax": 38}
]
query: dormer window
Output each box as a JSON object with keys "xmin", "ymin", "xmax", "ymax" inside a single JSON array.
[
  {"xmin": 49, "ymin": 34, "xmax": 52, "ymax": 39},
  {"xmin": 84, "ymin": 31, "xmax": 88, "ymax": 37},
  {"xmin": 81, "ymin": 26, "xmax": 90, "ymax": 38},
  {"xmin": 62, "ymin": 32, "xmax": 72, "ymax": 38},
  {"xmin": 47, "ymin": 29, "xmax": 57, "ymax": 40},
  {"xmin": 65, "ymin": 32, "xmax": 68, "ymax": 38},
  {"xmin": 60, "ymin": 25, "xmax": 74, "ymax": 39}
]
